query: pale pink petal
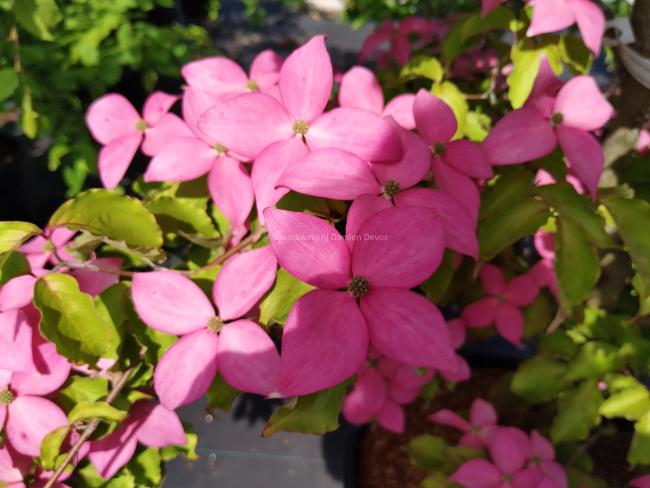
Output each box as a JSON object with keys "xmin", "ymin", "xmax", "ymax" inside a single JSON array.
[
  {"xmin": 432, "ymin": 159, "xmax": 481, "ymax": 221},
  {"xmin": 181, "ymin": 57, "xmax": 248, "ymax": 96},
  {"xmin": 0, "ymin": 276, "xmax": 36, "ymax": 312},
  {"xmin": 131, "ymin": 402, "xmax": 186, "ymax": 448},
  {"xmin": 7, "ymin": 396, "xmax": 68, "ymax": 456},
  {"xmin": 383, "ymin": 94, "xmax": 416, "ymax": 130},
  {"xmin": 0, "ymin": 405, "xmax": 6, "ymax": 433},
  {"xmin": 556, "ymin": 125, "xmax": 603, "ymax": 198},
  {"xmin": 86, "ymin": 94, "xmax": 140, "ymax": 145},
  {"xmin": 448, "ymin": 318, "xmax": 467, "ymax": 349},
  {"xmin": 553, "ymin": 76, "xmax": 613, "ymax": 131},
  {"xmin": 359, "ymin": 29, "xmax": 391, "ymax": 62},
  {"xmin": 142, "ymin": 91, "xmax": 178, "ymax": 126},
  {"xmin": 395, "ymin": 188, "xmax": 478, "ymax": 258},
  {"xmin": 444, "ymin": 140, "xmax": 493, "ymax": 179},
  {"xmin": 0, "ymin": 310, "xmax": 34, "ymax": 373},
  {"xmin": 413, "ymin": 89, "xmax": 457, "ymax": 145},
  {"xmin": 528, "ymin": 58, "xmax": 564, "ymax": 119},
  {"xmin": 265, "ymin": 209, "xmax": 351, "ymax": 289},
  {"xmin": 72, "ymin": 257, "xmax": 121, "ymax": 297},
  {"xmin": 391, "ymin": 36, "xmax": 411, "ymax": 65},
  {"xmin": 503, "ymin": 275, "xmax": 539, "ymax": 306},
  {"xmin": 361, "ymin": 288, "xmax": 455, "ymax": 370},
  {"xmin": 471, "ymin": 398, "xmax": 498, "ymax": 427},
  {"xmin": 441, "ymin": 355, "xmax": 472, "ymax": 382},
  {"xmin": 370, "ymin": 119, "xmax": 430, "ymax": 189},
  {"xmin": 88, "ymin": 422, "xmax": 139, "ymax": 480},
  {"xmin": 428, "ymin": 409, "xmax": 471, "ymax": 432},
  {"xmin": 144, "ymin": 137, "xmax": 216, "ymax": 182},
  {"xmin": 198, "ymin": 92, "xmax": 293, "ymax": 159},
  {"xmin": 182, "ymin": 86, "xmax": 222, "ymax": 139},
  {"xmin": 338, "ymin": 66, "xmax": 384, "ymax": 114},
  {"xmin": 483, "ymin": 108, "xmax": 557, "ymax": 165},
  {"xmin": 569, "ymin": 0, "xmax": 605, "ymax": 53},
  {"xmin": 280, "ymin": 35, "xmax": 332, "ymax": 122},
  {"xmin": 539, "ymin": 461, "xmax": 568, "ymax": 488},
  {"xmin": 154, "ymin": 329, "xmax": 219, "ymax": 409},
  {"xmin": 252, "ymin": 138, "xmax": 310, "ymax": 225},
  {"xmin": 97, "ymin": 133, "xmax": 142, "ymax": 189},
  {"xmin": 132, "ymin": 271, "xmax": 215, "ymax": 335},
  {"xmin": 343, "ymin": 367, "xmax": 387, "ymax": 423},
  {"xmin": 213, "ymin": 247, "xmax": 277, "ymax": 321},
  {"xmin": 495, "ymin": 302, "xmax": 524, "ymax": 346},
  {"xmin": 0, "ymin": 446, "xmax": 23, "ymax": 483},
  {"xmin": 527, "ymin": 0, "xmax": 576, "ymax": 37},
  {"xmin": 352, "ymin": 207, "xmax": 444, "ymax": 288},
  {"xmin": 376, "ymin": 401, "xmax": 405, "ymax": 433},
  {"xmin": 208, "ymin": 156, "xmax": 254, "ymax": 241},
  {"xmin": 631, "ymin": 476, "xmax": 650, "ymax": 488},
  {"xmin": 308, "ymin": 107, "xmax": 403, "ymax": 162},
  {"xmin": 277, "ymin": 148, "xmax": 380, "ymax": 200},
  {"xmin": 393, "ymin": 366, "xmax": 433, "ymax": 389},
  {"xmin": 276, "ymin": 291, "xmax": 367, "ymax": 397},
  {"xmin": 513, "ymin": 469, "xmax": 544, "ymax": 488},
  {"xmin": 387, "ymin": 383, "xmax": 421, "ymax": 404},
  {"xmin": 12, "ymin": 340, "xmax": 70, "ymax": 396},
  {"xmin": 482, "ymin": 0, "xmax": 504, "ymax": 16},
  {"xmin": 458, "ymin": 432, "xmax": 486, "ymax": 449},
  {"xmin": 638, "ymin": 129, "xmax": 650, "ymax": 154},
  {"xmin": 530, "ymin": 430, "xmax": 555, "ymax": 461},
  {"xmin": 480, "ymin": 264, "xmax": 506, "ymax": 295},
  {"xmin": 489, "ymin": 427, "xmax": 529, "ymax": 474},
  {"xmin": 142, "ymin": 113, "xmax": 195, "ymax": 157},
  {"xmin": 449, "ymin": 459, "xmax": 501, "ymax": 488},
  {"xmin": 345, "ymin": 194, "xmax": 393, "ymax": 251},
  {"xmin": 218, "ymin": 320, "xmax": 280, "ymax": 395},
  {"xmin": 462, "ymin": 297, "xmax": 499, "ymax": 328},
  {"xmin": 249, "ymin": 50, "xmax": 283, "ymax": 90}
]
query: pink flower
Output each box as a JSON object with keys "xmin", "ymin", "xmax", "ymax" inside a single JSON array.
[
  {"xmin": 481, "ymin": 0, "xmax": 505, "ymax": 16},
  {"xmin": 631, "ymin": 475, "xmax": 650, "ymax": 488},
  {"xmin": 429, "ymin": 398, "xmax": 498, "ymax": 448},
  {"xmin": 638, "ymin": 128, "xmax": 650, "ymax": 154},
  {"xmin": 450, "ymin": 427, "xmax": 543, "ymax": 488},
  {"xmin": 131, "ymin": 246, "xmax": 280, "ymax": 409},
  {"xmin": 359, "ymin": 18, "xmax": 437, "ymax": 66},
  {"xmin": 461, "ymin": 264, "xmax": 539, "ymax": 346},
  {"xmin": 89, "ymin": 401, "xmax": 187, "ymax": 479},
  {"xmin": 338, "ymin": 66, "xmax": 415, "ymax": 129},
  {"xmin": 0, "ymin": 337, "xmax": 70, "ymax": 456},
  {"xmin": 198, "ymin": 36, "xmax": 402, "ymax": 162},
  {"xmin": 484, "ymin": 75, "xmax": 613, "ymax": 198},
  {"xmin": 265, "ymin": 206, "xmax": 456, "ymax": 397},
  {"xmin": 86, "ymin": 91, "xmax": 178, "ymax": 188},
  {"xmin": 0, "ymin": 444, "xmax": 73, "ymax": 488},
  {"xmin": 528, "ymin": 431, "xmax": 568, "ymax": 488},
  {"xmin": 19, "ymin": 227, "xmax": 75, "ymax": 271}
]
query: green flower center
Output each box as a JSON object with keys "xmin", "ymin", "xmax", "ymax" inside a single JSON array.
[
  {"xmin": 246, "ymin": 80, "xmax": 259, "ymax": 91},
  {"xmin": 551, "ymin": 112, "xmax": 564, "ymax": 126},
  {"xmin": 383, "ymin": 180, "xmax": 401, "ymax": 198},
  {"xmin": 348, "ymin": 276, "xmax": 369, "ymax": 298},
  {"xmin": 207, "ymin": 316, "xmax": 224, "ymax": 333},
  {"xmin": 0, "ymin": 390, "xmax": 14, "ymax": 405},
  {"xmin": 431, "ymin": 142, "xmax": 446, "ymax": 156},
  {"xmin": 293, "ymin": 120, "xmax": 310, "ymax": 136},
  {"xmin": 135, "ymin": 119, "xmax": 148, "ymax": 132},
  {"xmin": 214, "ymin": 143, "xmax": 227, "ymax": 154}
]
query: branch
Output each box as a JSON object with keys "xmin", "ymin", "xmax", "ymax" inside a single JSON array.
[
  {"xmin": 42, "ymin": 368, "xmax": 134, "ymax": 488},
  {"xmin": 189, "ymin": 226, "xmax": 267, "ymax": 275}
]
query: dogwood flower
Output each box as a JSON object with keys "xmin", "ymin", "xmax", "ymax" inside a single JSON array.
[
  {"xmin": 528, "ymin": 430, "xmax": 568, "ymax": 488},
  {"xmin": 461, "ymin": 264, "xmax": 539, "ymax": 346},
  {"xmin": 429, "ymin": 398, "xmax": 498, "ymax": 448},
  {"xmin": 86, "ymin": 91, "xmax": 178, "ymax": 188},
  {"xmin": 265, "ymin": 206, "xmax": 456, "ymax": 397},
  {"xmin": 131, "ymin": 246, "xmax": 280, "ymax": 409}
]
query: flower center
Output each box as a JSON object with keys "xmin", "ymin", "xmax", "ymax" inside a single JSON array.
[
  {"xmin": 207, "ymin": 316, "xmax": 224, "ymax": 333},
  {"xmin": 431, "ymin": 142, "xmax": 446, "ymax": 156},
  {"xmin": 551, "ymin": 112, "xmax": 564, "ymax": 126},
  {"xmin": 214, "ymin": 143, "xmax": 227, "ymax": 155},
  {"xmin": 383, "ymin": 180, "xmax": 401, "ymax": 198},
  {"xmin": 135, "ymin": 119, "xmax": 148, "ymax": 132},
  {"xmin": 246, "ymin": 80, "xmax": 259, "ymax": 91},
  {"xmin": 0, "ymin": 390, "xmax": 14, "ymax": 405},
  {"xmin": 293, "ymin": 120, "xmax": 310, "ymax": 136},
  {"xmin": 347, "ymin": 276, "xmax": 369, "ymax": 298}
]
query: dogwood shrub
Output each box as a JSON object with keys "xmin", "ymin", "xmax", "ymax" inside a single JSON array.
[{"xmin": 0, "ymin": 0, "xmax": 649, "ymax": 486}]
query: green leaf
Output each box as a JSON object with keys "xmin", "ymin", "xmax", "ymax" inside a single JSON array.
[
  {"xmin": 161, "ymin": 431, "xmax": 199, "ymax": 462},
  {"xmin": 78, "ymin": 462, "xmax": 136, "ymax": 488},
  {"xmin": 94, "ymin": 283, "xmax": 132, "ymax": 359},
  {"xmin": 14, "ymin": 0, "xmax": 62, "ymax": 40},
  {"xmin": 21, "ymin": 92, "xmax": 38, "ymax": 139},
  {"xmin": 511, "ymin": 355, "xmax": 569, "ymax": 403},
  {"xmin": 408, "ymin": 435, "xmax": 447, "ymax": 469},
  {"xmin": 68, "ymin": 401, "xmax": 127, "ymax": 423},
  {"xmin": 628, "ymin": 410, "xmax": 650, "ymax": 465},
  {"xmin": 459, "ymin": 6, "xmax": 514, "ymax": 41},
  {"xmin": 431, "ymin": 82, "xmax": 468, "ymax": 138},
  {"xmin": 0, "ymin": 68, "xmax": 20, "ymax": 102},
  {"xmin": 551, "ymin": 380, "xmax": 603, "ymax": 443},
  {"xmin": 566, "ymin": 341, "xmax": 626, "ymax": 381},
  {"xmin": 536, "ymin": 183, "xmax": 613, "ymax": 248},
  {"xmin": 259, "ymin": 268, "xmax": 314, "ymax": 327},
  {"xmin": 555, "ymin": 217, "xmax": 600, "ymax": 308},
  {"xmin": 0, "ymin": 221, "xmax": 41, "ymax": 254},
  {"xmin": 49, "ymin": 189, "xmax": 163, "ymax": 249},
  {"xmin": 600, "ymin": 379, "xmax": 650, "ymax": 421},
  {"xmin": 464, "ymin": 111, "xmax": 492, "ymax": 142},
  {"xmin": 263, "ymin": 382, "xmax": 348, "ymax": 436},
  {"xmin": 40, "ymin": 425, "xmax": 71, "ymax": 471},
  {"xmin": 400, "ymin": 56, "xmax": 443, "ymax": 83},
  {"xmin": 146, "ymin": 196, "xmax": 219, "ymax": 241},
  {"xmin": 523, "ymin": 293, "xmax": 553, "ymax": 338},
  {"xmin": 57, "ymin": 376, "xmax": 109, "ymax": 412},
  {"xmin": 540, "ymin": 330, "xmax": 580, "ymax": 358},
  {"xmin": 34, "ymin": 273, "xmax": 113, "ymax": 364},
  {"xmin": 206, "ymin": 373, "xmax": 240, "ymax": 412},
  {"xmin": 601, "ymin": 194, "xmax": 650, "ymax": 295},
  {"xmin": 129, "ymin": 448, "xmax": 162, "ymax": 486},
  {"xmin": 507, "ymin": 41, "xmax": 542, "ymax": 109},
  {"xmin": 559, "ymin": 35, "xmax": 593, "ymax": 74},
  {"xmin": 0, "ymin": 251, "xmax": 31, "ymax": 285},
  {"xmin": 421, "ymin": 251, "xmax": 455, "ymax": 304}
]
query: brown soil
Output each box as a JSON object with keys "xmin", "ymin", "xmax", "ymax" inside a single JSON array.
[{"xmin": 357, "ymin": 369, "xmax": 639, "ymax": 488}]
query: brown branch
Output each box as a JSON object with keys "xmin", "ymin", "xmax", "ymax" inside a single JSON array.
[
  {"xmin": 189, "ymin": 226, "xmax": 267, "ymax": 275},
  {"xmin": 42, "ymin": 368, "xmax": 134, "ymax": 488}
]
